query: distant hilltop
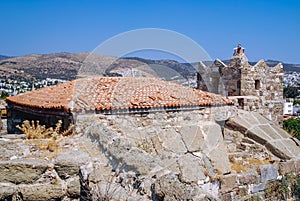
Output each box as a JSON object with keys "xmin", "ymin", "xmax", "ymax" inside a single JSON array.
[
  {"xmin": 0, "ymin": 55, "xmax": 12, "ymax": 61},
  {"xmin": 0, "ymin": 53, "xmax": 300, "ymax": 83}
]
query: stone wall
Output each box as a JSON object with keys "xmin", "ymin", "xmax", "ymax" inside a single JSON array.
[
  {"xmin": 0, "ymin": 107, "xmax": 299, "ymax": 200},
  {"xmin": 197, "ymin": 53, "xmax": 284, "ymax": 125},
  {"xmin": 219, "ymin": 161, "xmax": 300, "ymax": 200},
  {"xmin": 0, "ymin": 152, "xmax": 87, "ymax": 200},
  {"xmin": 240, "ymin": 61, "xmax": 284, "ymax": 124}
]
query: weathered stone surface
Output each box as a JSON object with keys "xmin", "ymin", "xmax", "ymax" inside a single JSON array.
[
  {"xmin": 238, "ymin": 170, "xmax": 259, "ymax": 185},
  {"xmin": 226, "ymin": 110, "xmax": 300, "ymax": 160},
  {"xmin": 258, "ymin": 164, "xmax": 278, "ymax": 183},
  {"xmin": 237, "ymin": 186, "xmax": 248, "ymax": 197},
  {"xmin": 220, "ymin": 174, "xmax": 237, "ymax": 193},
  {"xmin": 0, "ymin": 140, "xmax": 24, "ymax": 161},
  {"xmin": 278, "ymin": 139, "xmax": 300, "ymax": 157},
  {"xmin": 295, "ymin": 159, "xmax": 300, "ymax": 173},
  {"xmin": 89, "ymin": 123, "xmax": 160, "ymax": 175},
  {"xmin": 246, "ymin": 126, "xmax": 272, "ymax": 145},
  {"xmin": 279, "ymin": 160, "xmax": 296, "ymax": 175},
  {"xmin": 55, "ymin": 150, "xmax": 90, "ymax": 179},
  {"xmin": 178, "ymin": 154, "xmax": 206, "ymax": 183},
  {"xmin": 19, "ymin": 182, "xmax": 66, "ymax": 201},
  {"xmin": 180, "ymin": 125, "xmax": 206, "ymax": 152},
  {"xmin": 151, "ymin": 135, "xmax": 163, "ymax": 155},
  {"xmin": 120, "ymin": 148, "xmax": 159, "ymax": 175},
  {"xmin": 251, "ymin": 183, "xmax": 266, "ymax": 193},
  {"xmin": 0, "ymin": 158, "xmax": 50, "ymax": 184},
  {"xmin": 200, "ymin": 182, "xmax": 220, "ymax": 199},
  {"xmin": 202, "ymin": 122, "xmax": 231, "ymax": 174},
  {"xmin": 265, "ymin": 140, "xmax": 294, "ymax": 160},
  {"xmin": 66, "ymin": 176, "xmax": 81, "ymax": 198},
  {"xmin": 158, "ymin": 128, "xmax": 187, "ymax": 154},
  {"xmin": 152, "ymin": 173, "xmax": 216, "ymax": 201},
  {"xmin": 0, "ymin": 183, "xmax": 17, "ymax": 200}
]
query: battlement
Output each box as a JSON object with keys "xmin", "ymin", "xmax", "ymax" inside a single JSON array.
[{"xmin": 197, "ymin": 44, "xmax": 284, "ymax": 124}]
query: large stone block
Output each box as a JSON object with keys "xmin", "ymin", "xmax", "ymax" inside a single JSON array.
[
  {"xmin": 0, "ymin": 158, "xmax": 50, "ymax": 184},
  {"xmin": 66, "ymin": 176, "xmax": 81, "ymax": 198},
  {"xmin": 202, "ymin": 122, "xmax": 231, "ymax": 174},
  {"xmin": 265, "ymin": 140, "xmax": 296, "ymax": 160},
  {"xmin": 220, "ymin": 174, "xmax": 237, "ymax": 193},
  {"xmin": 0, "ymin": 183, "xmax": 17, "ymax": 200},
  {"xmin": 55, "ymin": 150, "xmax": 90, "ymax": 179},
  {"xmin": 19, "ymin": 182, "xmax": 66, "ymax": 201},
  {"xmin": 158, "ymin": 128, "xmax": 187, "ymax": 154},
  {"xmin": 251, "ymin": 183, "xmax": 266, "ymax": 193},
  {"xmin": 279, "ymin": 160, "xmax": 296, "ymax": 175},
  {"xmin": 246, "ymin": 126, "xmax": 272, "ymax": 145},
  {"xmin": 238, "ymin": 170, "xmax": 259, "ymax": 185},
  {"xmin": 152, "ymin": 173, "xmax": 217, "ymax": 201},
  {"xmin": 258, "ymin": 164, "xmax": 278, "ymax": 183},
  {"xmin": 180, "ymin": 125, "xmax": 206, "ymax": 152},
  {"xmin": 178, "ymin": 154, "xmax": 206, "ymax": 183}
]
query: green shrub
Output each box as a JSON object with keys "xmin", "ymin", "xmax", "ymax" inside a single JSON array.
[{"xmin": 283, "ymin": 118, "xmax": 300, "ymax": 140}]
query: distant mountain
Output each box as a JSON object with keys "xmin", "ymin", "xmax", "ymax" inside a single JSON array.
[
  {"xmin": 0, "ymin": 55, "xmax": 12, "ymax": 61},
  {"xmin": 121, "ymin": 57, "xmax": 196, "ymax": 79},
  {"xmin": 0, "ymin": 53, "xmax": 195, "ymax": 83},
  {"xmin": 0, "ymin": 52, "xmax": 300, "ymax": 83},
  {"xmin": 0, "ymin": 52, "xmax": 88, "ymax": 81}
]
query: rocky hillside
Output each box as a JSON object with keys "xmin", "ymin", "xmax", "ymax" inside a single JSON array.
[
  {"xmin": 0, "ymin": 52, "xmax": 88, "ymax": 80},
  {"xmin": 0, "ymin": 53, "xmax": 196, "ymax": 82},
  {"xmin": 1, "ymin": 52, "xmax": 299, "ymax": 84}
]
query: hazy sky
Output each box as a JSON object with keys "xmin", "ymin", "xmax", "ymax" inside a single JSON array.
[{"xmin": 1, "ymin": 0, "xmax": 300, "ymax": 63}]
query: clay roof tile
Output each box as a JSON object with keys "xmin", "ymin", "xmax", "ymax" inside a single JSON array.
[{"xmin": 6, "ymin": 77, "xmax": 233, "ymax": 112}]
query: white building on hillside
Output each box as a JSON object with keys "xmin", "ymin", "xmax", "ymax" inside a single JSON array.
[{"xmin": 284, "ymin": 101, "xmax": 293, "ymax": 115}]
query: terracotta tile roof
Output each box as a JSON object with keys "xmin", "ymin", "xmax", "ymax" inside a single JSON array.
[{"xmin": 6, "ymin": 77, "xmax": 233, "ymax": 113}]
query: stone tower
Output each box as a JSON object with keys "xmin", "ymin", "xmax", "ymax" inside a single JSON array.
[{"xmin": 197, "ymin": 44, "xmax": 284, "ymax": 124}]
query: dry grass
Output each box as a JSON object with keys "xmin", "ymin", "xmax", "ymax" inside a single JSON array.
[
  {"xmin": 231, "ymin": 158, "xmax": 271, "ymax": 173},
  {"xmin": 17, "ymin": 120, "xmax": 74, "ymax": 153}
]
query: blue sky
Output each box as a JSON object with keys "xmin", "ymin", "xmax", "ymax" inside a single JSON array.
[{"xmin": 1, "ymin": 0, "xmax": 300, "ymax": 63}]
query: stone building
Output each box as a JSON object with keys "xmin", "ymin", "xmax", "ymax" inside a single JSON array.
[
  {"xmin": 197, "ymin": 44, "xmax": 284, "ymax": 124},
  {"xmin": 6, "ymin": 76, "xmax": 233, "ymax": 133}
]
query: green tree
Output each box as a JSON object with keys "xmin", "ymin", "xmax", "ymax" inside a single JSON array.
[
  {"xmin": 293, "ymin": 100, "xmax": 300, "ymax": 105},
  {"xmin": 284, "ymin": 86, "xmax": 300, "ymax": 98},
  {"xmin": 283, "ymin": 118, "xmax": 300, "ymax": 140},
  {"xmin": 0, "ymin": 91, "xmax": 9, "ymax": 99}
]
